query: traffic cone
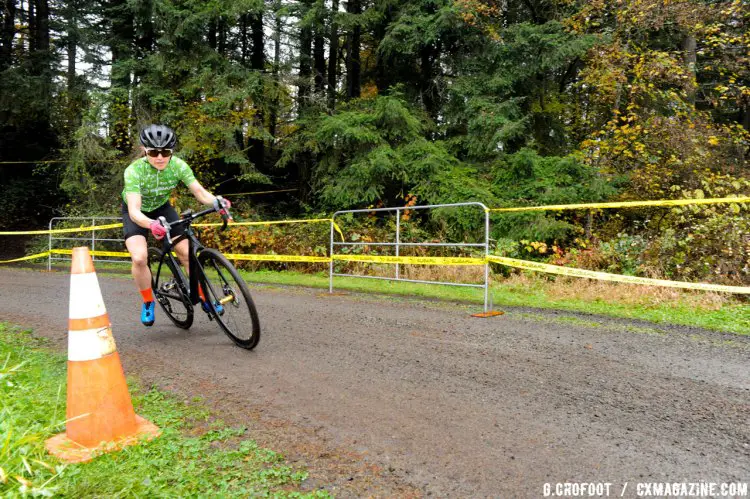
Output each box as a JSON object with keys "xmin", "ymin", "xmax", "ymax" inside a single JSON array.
[{"xmin": 45, "ymin": 247, "xmax": 159, "ymax": 463}]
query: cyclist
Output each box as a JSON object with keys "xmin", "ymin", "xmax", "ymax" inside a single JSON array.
[{"xmin": 122, "ymin": 124, "xmax": 231, "ymax": 326}]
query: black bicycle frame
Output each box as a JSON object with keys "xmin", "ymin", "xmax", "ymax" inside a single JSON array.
[{"xmin": 157, "ymin": 206, "xmax": 226, "ymax": 307}]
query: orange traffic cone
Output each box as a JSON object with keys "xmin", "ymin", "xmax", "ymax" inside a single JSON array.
[{"xmin": 45, "ymin": 247, "xmax": 159, "ymax": 463}]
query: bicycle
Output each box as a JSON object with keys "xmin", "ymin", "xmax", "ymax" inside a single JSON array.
[{"xmin": 147, "ymin": 202, "xmax": 261, "ymax": 349}]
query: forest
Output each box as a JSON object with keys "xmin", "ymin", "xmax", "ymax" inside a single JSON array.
[{"xmin": 0, "ymin": 0, "xmax": 748, "ymax": 284}]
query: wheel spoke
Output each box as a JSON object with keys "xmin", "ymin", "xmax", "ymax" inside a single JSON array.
[
  {"xmin": 198, "ymin": 249, "xmax": 260, "ymax": 349},
  {"xmin": 148, "ymin": 247, "xmax": 193, "ymax": 329}
]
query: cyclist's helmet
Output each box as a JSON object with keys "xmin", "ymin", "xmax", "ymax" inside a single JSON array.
[{"xmin": 139, "ymin": 124, "xmax": 177, "ymax": 149}]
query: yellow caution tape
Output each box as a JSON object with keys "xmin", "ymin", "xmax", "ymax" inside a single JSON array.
[
  {"xmin": 224, "ymin": 253, "xmax": 331, "ymax": 263},
  {"xmin": 0, "ymin": 251, "xmax": 53, "ymax": 264},
  {"xmin": 331, "ymin": 222, "xmax": 345, "ymax": 242},
  {"xmin": 46, "ymin": 251, "xmax": 483, "ymax": 265},
  {"xmin": 50, "ymin": 249, "xmax": 130, "ymax": 258},
  {"xmin": 196, "ymin": 218, "xmax": 346, "ymax": 241},
  {"xmin": 489, "ymin": 196, "xmax": 750, "ymax": 213},
  {"xmin": 0, "ymin": 223, "xmax": 123, "ymax": 236},
  {"xmin": 196, "ymin": 218, "xmax": 332, "ymax": 228},
  {"xmin": 51, "ymin": 249, "xmax": 328, "ymax": 263},
  {"xmin": 6, "ymin": 248, "xmax": 749, "ymax": 294},
  {"xmin": 0, "ymin": 217, "xmax": 346, "ymax": 240},
  {"xmin": 333, "ymin": 255, "xmax": 486, "ymax": 266},
  {"xmin": 487, "ymin": 256, "xmax": 750, "ymax": 294}
]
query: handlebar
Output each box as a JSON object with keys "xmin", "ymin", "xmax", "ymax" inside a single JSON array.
[{"xmin": 158, "ymin": 201, "xmax": 232, "ymax": 245}]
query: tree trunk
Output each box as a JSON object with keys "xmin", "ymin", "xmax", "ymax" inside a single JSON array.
[
  {"xmin": 249, "ymin": 9, "xmax": 264, "ymax": 170},
  {"xmin": 218, "ymin": 17, "xmax": 227, "ymax": 55},
  {"xmin": 327, "ymin": 0, "xmax": 339, "ymax": 109},
  {"xmin": 208, "ymin": 18, "xmax": 217, "ymax": 50},
  {"xmin": 131, "ymin": 0, "xmax": 153, "ymax": 114},
  {"xmin": 35, "ymin": 0, "xmax": 49, "ymax": 52},
  {"xmin": 108, "ymin": 0, "xmax": 134, "ymax": 153},
  {"xmin": 251, "ymin": 11, "xmax": 263, "ymax": 70},
  {"xmin": 270, "ymin": 1, "xmax": 282, "ymax": 138},
  {"xmin": 135, "ymin": 0, "xmax": 154, "ymax": 58},
  {"xmin": 1, "ymin": 0, "xmax": 16, "ymax": 70},
  {"xmin": 314, "ymin": 28, "xmax": 326, "ymax": 94},
  {"xmin": 67, "ymin": 23, "xmax": 76, "ymax": 92},
  {"xmin": 682, "ymin": 34, "xmax": 697, "ymax": 105},
  {"xmin": 240, "ymin": 14, "xmax": 248, "ymax": 65},
  {"xmin": 27, "ymin": 0, "xmax": 35, "ymax": 52},
  {"xmin": 420, "ymin": 43, "xmax": 437, "ymax": 120},
  {"xmin": 345, "ymin": 0, "xmax": 360, "ymax": 100},
  {"xmin": 298, "ymin": 3, "xmax": 313, "ymax": 111}
]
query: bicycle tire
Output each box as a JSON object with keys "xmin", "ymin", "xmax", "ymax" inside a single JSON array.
[
  {"xmin": 197, "ymin": 248, "xmax": 261, "ymax": 349},
  {"xmin": 148, "ymin": 247, "xmax": 194, "ymax": 329}
]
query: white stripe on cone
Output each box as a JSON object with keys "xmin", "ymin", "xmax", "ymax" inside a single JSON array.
[
  {"xmin": 68, "ymin": 326, "xmax": 117, "ymax": 362},
  {"xmin": 69, "ymin": 273, "xmax": 108, "ymax": 319}
]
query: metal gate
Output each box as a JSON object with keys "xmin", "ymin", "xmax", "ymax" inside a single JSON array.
[
  {"xmin": 329, "ymin": 202, "xmax": 492, "ymax": 312},
  {"xmin": 48, "ymin": 216, "xmax": 127, "ymax": 270}
]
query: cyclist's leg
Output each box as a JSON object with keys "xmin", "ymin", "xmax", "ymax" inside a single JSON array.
[
  {"xmin": 122, "ymin": 203, "xmax": 152, "ymax": 290},
  {"xmin": 125, "ymin": 235, "xmax": 150, "ymax": 289},
  {"xmin": 151, "ymin": 203, "xmax": 189, "ymax": 268},
  {"xmin": 170, "ymin": 237, "xmax": 218, "ymax": 312},
  {"xmin": 125, "ymin": 234, "xmax": 156, "ymax": 326},
  {"xmin": 123, "ymin": 203, "xmax": 157, "ymax": 325},
  {"xmin": 173, "ymin": 238, "xmax": 190, "ymax": 272}
]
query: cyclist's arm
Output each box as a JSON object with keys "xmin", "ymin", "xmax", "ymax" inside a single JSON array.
[
  {"xmin": 125, "ymin": 193, "xmax": 156, "ymax": 229},
  {"xmin": 187, "ymin": 180, "xmax": 219, "ymax": 206}
]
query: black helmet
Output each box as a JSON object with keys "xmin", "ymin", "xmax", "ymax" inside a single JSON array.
[{"xmin": 139, "ymin": 124, "xmax": 177, "ymax": 149}]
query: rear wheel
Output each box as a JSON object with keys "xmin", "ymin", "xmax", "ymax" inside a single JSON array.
[
  {"xmin": 148, "ymin": 247, "xmax": 194, "ymax": 329},
  {"xmin": 197, "ymin": 248, "xmax": 260, "ymax": 349}
]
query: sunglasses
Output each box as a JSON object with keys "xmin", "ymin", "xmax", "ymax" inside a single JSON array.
[{"xmin": 145, "ymin": 148, "xmax": 173, "ymax": 158}]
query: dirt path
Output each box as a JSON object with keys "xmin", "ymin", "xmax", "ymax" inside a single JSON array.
[{"xmin": 1, "ymin": 266, "xmax": 749, "ymax": 497}]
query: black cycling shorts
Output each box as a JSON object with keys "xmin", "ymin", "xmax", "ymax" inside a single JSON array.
[{"xmin": 121, "ymin": 202, "xmax": 186, "ymax": 241}]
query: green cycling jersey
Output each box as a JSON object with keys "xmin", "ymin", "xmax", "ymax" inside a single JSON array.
[{"xmin": 122, "ymin": 156, "xmax": 197, "ymax": 212}]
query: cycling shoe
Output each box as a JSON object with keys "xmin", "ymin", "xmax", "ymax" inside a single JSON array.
[
  {"xmin": 141, "ymin": 301, "xmax": 156, "ymax": 326},
  {"xmin": 201, "ymin": 300, "xmax": 224, "ymax": 316}
]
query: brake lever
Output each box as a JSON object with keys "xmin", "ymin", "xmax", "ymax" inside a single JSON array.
[
  {"xmin": 158, "ymin": 216, "xmax": 172, "ymax": 245},
  {"xmin": 220, "ymin": 209, "xmax": 232, "ymax": 231}
]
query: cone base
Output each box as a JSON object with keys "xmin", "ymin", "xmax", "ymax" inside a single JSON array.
[
  {"xmin": 471, "ymin": 311, "xmax": 505, "ymax": 318},
  {"xmin": 45, "ymin": 415, "xmax": 160, "ymax": 464}
]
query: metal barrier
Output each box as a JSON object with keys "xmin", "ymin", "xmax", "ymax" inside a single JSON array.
[
  {"xmin": 48, "ymin": 217, "xmax": 127, "ymax": 270},
  {"xmin": 329, "ymin": 202, "xmax": 492, "ymax": 312}
]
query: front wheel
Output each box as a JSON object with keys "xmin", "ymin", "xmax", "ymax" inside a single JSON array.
[
  {"xmin": 148, "ymin": 247, "xmax": 194, "ymax": 329},
  {"xmin": 197, "ymin": 248, "xmax": 261, "ymax": 349}
]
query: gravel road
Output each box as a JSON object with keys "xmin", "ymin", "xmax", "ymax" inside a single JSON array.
[{"xmin": 1, "ymin": 266, "xmax": 748, "ymax": 497}]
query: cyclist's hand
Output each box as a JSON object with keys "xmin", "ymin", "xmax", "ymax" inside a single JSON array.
[
  {"xmin": 213, "ymin": 196, "xmax": 231, "ymax": 213},
  {"xmin": 213, "ymin": 197, "xmax": 232, "ymax": 218},
  {"xmin": 149, "ymin": 219, "xmax": 167, "ymax": 240}
]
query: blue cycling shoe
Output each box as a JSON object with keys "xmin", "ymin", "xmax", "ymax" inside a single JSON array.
[
  {"xmin": 201, "ymin": 300, "xmax": 224, "ymax": 316},
  {"xmin": 141, "ymin": 301, "xmax": 156, "ymax": 326}
]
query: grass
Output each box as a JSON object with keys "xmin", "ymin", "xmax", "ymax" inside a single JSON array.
[
  {"xmin": 21, "ymin": 259, "xmax": 750, "ymax": 335},
  {"xmin": 0, "ymin": 323, "xmax": 327, "ymax": 498}
]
